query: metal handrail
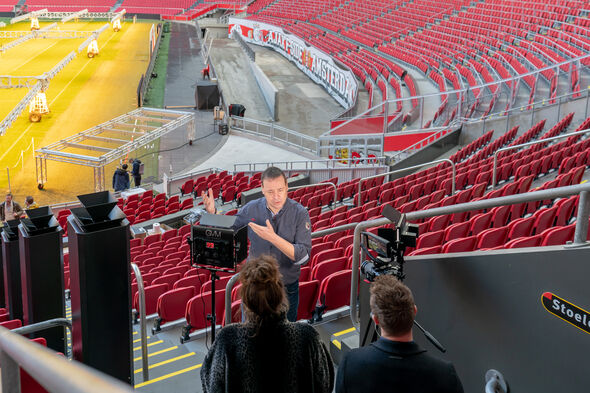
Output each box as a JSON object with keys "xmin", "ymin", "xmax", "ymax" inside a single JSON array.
[
  {"xmin": 12, "ymin": 318, "xmax": 72, "ymax": 358},
  {"xmin": 130, "ymin": 263, "xmax": 148, "ymax": 382},
  {"xmin": 0, "ymin": 325, "xmax": 133, "ymax": 393},
  {"xmin": 233, "ymin": 156, "xmax": 387, "ymax": 172},
  {"xmin": 350, "ymin": 182, "xmax": 590, "ymax": 328},
  {"xmin": 491, "ymin": 128, "xmax": 590, "ymax": 188},
  {"xmin": 288, "ymin": 181, "xmax": 337, "ymax": 206},
  {"xmin": 357, "ymin": 159, "xmax": 456, "ymax": 206},
  {"xmin": 225, "ymin": 273, "xmax": 241, "ymax": 323}
]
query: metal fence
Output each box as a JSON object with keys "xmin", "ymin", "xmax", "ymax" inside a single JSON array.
[{"xmin": 0, "ymin": 326, "xmax": 133, "ymax": 393}]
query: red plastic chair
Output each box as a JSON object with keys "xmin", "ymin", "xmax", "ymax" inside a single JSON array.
[
  {"xmin": 296, "ymin": 280, "xmax": 320, "ymax": 321},
  {"xmin": 316, "ymin": 270, "xmax": 352, "ymax": 317},
  {"xmin": 442, "ymin": 236, "xmax": 478, "ymax": 253},
  {"xmin": 153, "ymin": 286, "xmax": 195, "ymax": 332}
]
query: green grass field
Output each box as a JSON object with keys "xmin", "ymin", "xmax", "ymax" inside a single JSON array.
[{"xmin": 0, "ymin": 19, "xmax": 154, "ymax": 205}]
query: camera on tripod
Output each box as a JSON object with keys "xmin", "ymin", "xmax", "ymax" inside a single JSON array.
[{"xmin": 360, "ymin": 207, "xmax": 419, "ymax": 282}]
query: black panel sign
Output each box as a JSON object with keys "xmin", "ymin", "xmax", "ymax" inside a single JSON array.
[{"xmin": 542, "ymin": 292, "xmax": 590, "ymax": 335}]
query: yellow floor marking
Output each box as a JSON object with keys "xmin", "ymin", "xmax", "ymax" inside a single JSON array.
[
  {"xmin": 333, "ymin": 327, "xmax": 356, "ymax": 337},
  {"xmin": 332, "ymin": 339, "xmax": 341, "ymax": 350},
  {"xmin": 581, "ymin": 180, "xmax": 587, "ymax": 184},
  {"xmin": 134, "ymin": 364, "xmax": 202, "ymax": 388},
  {"xmin": 133, "ymin": 336, "xmax": 151, "ymax": 343},
  {"xmin": 133, "ymin": 340, "xmax": 162, "ymax": 351},
  {"xmin": 134, "ymin": 346, "xmax": 177, "ymax": 362},
  {"xmin": 133, "ymin": 331, "xmax": 138, "ymax": 335},
  {"xmin": 134, "ymin": 352, "xmax": 195, "ymax": 374}
]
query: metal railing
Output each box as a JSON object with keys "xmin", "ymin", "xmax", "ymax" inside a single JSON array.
[
  {"xmin": 349, "ymin": 182, "xmax": 590, "ymax": 328},
  {"xmin": 491, "ymin": 128, "xmax": 590, "ymax": 188},
  {"xmin": 0, "ymin": 327, "xmax": 134, "ymax": 393},
  {"xmin": 231, "ymin": 116, "xmax": 320, "ymax": 154},
  {"xmin": 130, "ymin": 263, "xmax": 149, "ymax": 382},
  {"xmin": 356, "ymin": 159, "xmax": 456, "ymax": 206},
  {"xmin": 233, "ymin": 156, "xmax": 386, "ymax": 172},
  {"xmin": 288, "ymin": 181, "xmax": 338, "ymax": 205}
]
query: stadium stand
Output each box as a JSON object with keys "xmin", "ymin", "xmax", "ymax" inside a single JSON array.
[
  {"xmin": 244, "ymin": 0, "xmax": 590, "ymax": 125},
  {"xmin": 24, "ymin": 0, "xmax": 116, "ymax": 12}
]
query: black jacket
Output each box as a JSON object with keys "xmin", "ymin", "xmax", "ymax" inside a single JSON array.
[
  {"xmin": 336, "ymin": 339, "xmax": 463, "ymax": 393},
  {"xmin": 131, "ymin": 160, "xmax": 141, "ymax": 177},
  {"xmin": 201, "ymin": 316, "xmax": 334, "ymax": 393},
  {"xmin": 112, "ymin": 168, "xmax": 129, "ymax": 191}
]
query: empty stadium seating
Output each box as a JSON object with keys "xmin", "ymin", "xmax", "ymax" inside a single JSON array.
[{"xmin": 245, "ymin": 0, "xmax": 589, "ymax": 126}]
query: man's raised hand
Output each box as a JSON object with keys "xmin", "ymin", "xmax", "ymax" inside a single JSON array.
[{"xmin": 201, "ymin": 188, "xmax": 216, "ymax": 214}]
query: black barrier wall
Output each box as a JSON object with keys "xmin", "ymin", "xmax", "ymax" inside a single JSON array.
[
  {"xmin": 401, "ymin": 246, "xmax": 590, "ymax": 393},
  {"xmin": 67, "ymin": 215, "xmax": 133, "ymax": 384},
  {"xmin": 1, "ymin": 231, "xmax": 22, "ymax": 322},
  {"xmin": 18, "ymin": 226, "xmax": 65, "ymax": 353}
]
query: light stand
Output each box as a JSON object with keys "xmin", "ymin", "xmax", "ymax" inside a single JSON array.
[{"xmin": 206, "ymin": 269, "xmax": 219, "ymax": 342}]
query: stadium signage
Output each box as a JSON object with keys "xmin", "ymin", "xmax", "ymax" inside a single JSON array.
[
  {"xmin": 542, "ymin": 292, "xmax": 590, "ymax": 335},
  {"xmin": 228, "ymin": 18, "xmax": 357, "ymax": 109}
]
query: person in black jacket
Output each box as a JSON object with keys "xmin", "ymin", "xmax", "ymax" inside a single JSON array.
[
  {"xmin": 336, "ymin": 275, "xmax": 464, "ymax": 393},
  {"xmin": 129, "ymin": 158, "xmax": 141, "ymax": 187},
  {"xmin": 200, "ymin": 254, "xmax": 334, "ymax": 393},
  {"xmin": 112, "ymin": 164, "xmax": 130, "ymax": 192}
]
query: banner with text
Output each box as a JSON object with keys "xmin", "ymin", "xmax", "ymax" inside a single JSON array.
[{"xmin": 228, "ymin": 18, "xmax": 357, "ymax": 109}]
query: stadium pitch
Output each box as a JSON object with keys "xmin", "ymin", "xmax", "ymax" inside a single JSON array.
[{"xmin": 0, "ymin": 19, "xmax": 152, "ymax": 205}]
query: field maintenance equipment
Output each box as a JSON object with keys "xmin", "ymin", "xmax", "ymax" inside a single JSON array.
[
  {"xmin": 30, "ymin": 17, "xmax": 40, "ymax": 31},
  {"xmin": 87, "ymin": 39, "xmax": 99, "ymax": 58},
  {"xmin": 28, "ymin": 92, "xmax": 50, "ymax": 122}
]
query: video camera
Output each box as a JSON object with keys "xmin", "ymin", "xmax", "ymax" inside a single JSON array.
[
  {"xmin": 360, "ymin": 206, "xmax": 418, "ymax": 282},
  {"xmin": 191, "ymin": 212, "xmax": 247, "ymax": 273}
]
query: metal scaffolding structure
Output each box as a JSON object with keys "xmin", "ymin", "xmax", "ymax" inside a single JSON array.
[
  {"xmin": 35, "ymin": 108, "xmax": 196, "ymax": 191},
  {"xmin": 61, "ymin": 9, "xmax": 88, "ymax": 23},
  {"xmin": 12, "ymin": 10, "xmax": 116, "ymax": 21}
]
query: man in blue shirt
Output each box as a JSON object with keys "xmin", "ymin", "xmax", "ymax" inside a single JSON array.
[{"xmin": 202, "ymin": 167, "xmax": 312, "ymax": 322}]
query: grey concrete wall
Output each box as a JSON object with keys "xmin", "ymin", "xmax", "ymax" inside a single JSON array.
[
  {"xmin": 388, "ymin": 128, "xmax": 461, "ymax": 175},
  {"xmin": 250, "ymin": 60, "xmax": 279, "ymax": 121},
  {"xmin": 399, "ymin": 246, "xmax": 590, "ymax": 393}
]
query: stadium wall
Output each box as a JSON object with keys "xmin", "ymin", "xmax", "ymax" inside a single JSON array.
[
  {"xmin": 228, "ymin": 17, "xmax": 357, "ymax": 109},
  {"xmin": 249, "ymin": 59, "xmax": 278, "ymax": 120},
  {"xmin": 404, "ymin": 246, "xmax": 590, "ymax": 393},
  {"xmin": 388, "ymin": 127, "xmax": 460, "ymax": 172}
]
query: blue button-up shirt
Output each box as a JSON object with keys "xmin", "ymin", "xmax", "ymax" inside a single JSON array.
[{"xmin": 233, "ymin": 197, "xmax": 312, "ymax": 284}]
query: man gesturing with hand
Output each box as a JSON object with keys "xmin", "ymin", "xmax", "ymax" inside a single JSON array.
[{"xmin": 202, "ymin": 167, "xmax": 311, "ymax": 322}]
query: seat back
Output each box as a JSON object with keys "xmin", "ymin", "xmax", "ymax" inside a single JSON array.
[
  {"xmin": 134, "ymin": 284, "xmax": 169, "ymax": 315},
  {"xmin": 185, "ymin": 289, "xmax": 225, "ymax": 331},
  {"xmin": 157, "ymin": 286, "xmax": 195, "ymax": 324},
  {"xmin": 297, "ymin": 280, "xmax": 320, "ymax": 321},
  {"xmin": 319, "ymin": 270, "xmax": 352, "ymax": 312},
  {"xmin": 311, "ymin": 257, "xmax": 348, "ymax": 284},
  {"xmin": 505, "ymin": 235, "xmax": 543, "ymax": 249},
  {"xmin": 442, "ymin": 236, "xmax": 477, "ymax": 253}
]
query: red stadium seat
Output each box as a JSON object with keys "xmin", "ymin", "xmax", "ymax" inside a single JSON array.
[
  {"xmin": 184, "ymin": 289, "xmax": 225, "ymax": 334},
  {"xmin": 311, "ymin": 257, "xmax": 348, "ymax": 284},
  {"xmin": 442, "ymin": 236, "xmax": 477, "ymax": 253},
  {"xmin": 505, "ymin": 235, "xmax": 543, "ymax": 249},
  {"xmin": 540, "ymin": 224, "xmax": 576, "ymax": 246},
  {"xmin": 134, "ymin": 284, "xmax": 169, "ymax": 317},
  {"xmin": 153, "ymin": 286, "xmax": 196, "ymax": 332},
  {"xmin": 296, "ymin": 280, "xmax": 320, "ymax": 321},
  {"xmin": 315, "ymin": 270, "xmax": 352, "ymax": 319}
]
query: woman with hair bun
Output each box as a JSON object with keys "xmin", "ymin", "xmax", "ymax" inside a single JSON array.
[{"xmin": 200, "ymin": 254, "xmax": 334, "ymax": 393}]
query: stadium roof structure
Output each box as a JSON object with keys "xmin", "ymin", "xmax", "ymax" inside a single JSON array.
[{"xmin": 35, "ymin": 107, "xmax": 195, "ymax": 192}]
